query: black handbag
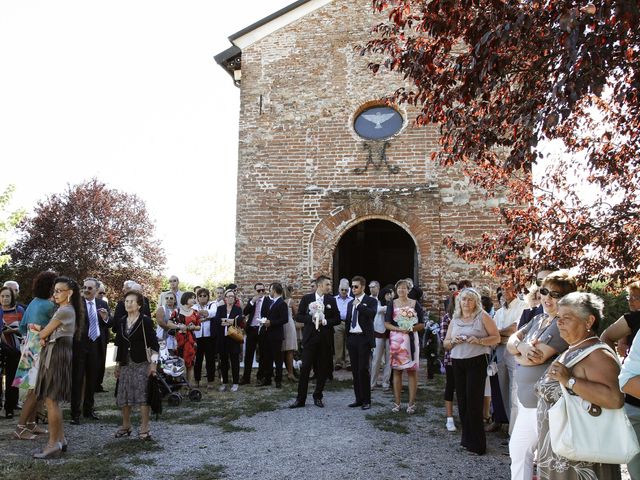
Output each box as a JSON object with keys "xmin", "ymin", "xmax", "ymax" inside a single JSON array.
[{"xmin": 147, "ymin": 374, "xmax": 163, "ymax": 418}]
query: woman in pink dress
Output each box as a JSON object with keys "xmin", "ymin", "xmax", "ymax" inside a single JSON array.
[{"xmin": 385, "ymin": 279, "xmax": 425, "ymax": 414}]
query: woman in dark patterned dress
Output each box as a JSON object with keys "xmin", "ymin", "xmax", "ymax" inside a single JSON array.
[{"xmin": 113, "ymin": 290, "xmax": 159, "ymax": 440}]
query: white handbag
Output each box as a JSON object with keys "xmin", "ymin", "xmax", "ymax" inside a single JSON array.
[{"xmin": 548, "ymin": 343, "xmax": 640, "ymax": 464}]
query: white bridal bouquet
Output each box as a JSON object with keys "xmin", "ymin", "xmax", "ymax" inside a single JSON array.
[{"xmin": 309, "ymin": 301, "xmax": 326, "ymax": 331}]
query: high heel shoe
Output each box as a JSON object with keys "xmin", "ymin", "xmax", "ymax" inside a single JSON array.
[
  {"xmin": 115, "ymin": 426, "xmax": 132, "ymax": 438},
  {"xmin": 33, "ymin": 442, "xmax": 63, "ymax": 459},
  {"xmin": 26, "ymin": 422, "xmax": 48, "ymax": 435},
  {"xmin": 391, "ymin": 403, "xmax": 401, "ymax": 413},
  {"xmin": 406, "ymin": 403, "xmax": 416, "ymax": 414},
  {"xmin": 13, "ymin": 425, "xmax": 37, "ymax": 440},
  {"xmin": 61, "ymin": 437, "xmax": 68, "ymax": 452},
  {"xmin": 138, "ymin": 430, "xmax": 151, "ymax": 441}
]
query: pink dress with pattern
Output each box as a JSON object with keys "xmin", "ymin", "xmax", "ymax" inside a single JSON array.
[{"xmin": 389, "ymin": 306, "xmax": 420, "ymax": 371}]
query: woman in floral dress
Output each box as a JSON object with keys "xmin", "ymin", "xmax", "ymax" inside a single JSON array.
[{"xmin": 384, "ymin": 279, "xmax": 425, "ymax": 414}]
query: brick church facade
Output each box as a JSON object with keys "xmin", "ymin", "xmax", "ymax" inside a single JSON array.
[{"xmin": 216, "ymin": 0, "xmax": 506, "ymax": 311}]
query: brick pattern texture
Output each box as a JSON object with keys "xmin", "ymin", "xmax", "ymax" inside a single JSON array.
[{"xmin": 232, "ymin": 0, "xmax": 506, "ymax": 311}]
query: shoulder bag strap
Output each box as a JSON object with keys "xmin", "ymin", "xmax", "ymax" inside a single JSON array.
[{"xmin": 560, "ymin": 343, "xmax": 619, "ymax": 369}]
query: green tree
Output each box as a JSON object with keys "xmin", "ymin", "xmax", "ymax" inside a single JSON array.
[
  {"xmin": 0, "ymin": 184, "xmax": 25, "ymax": 268},
  {"xmin": 7, "ymin": 179, "xmax": 166, "ymax": 299}
]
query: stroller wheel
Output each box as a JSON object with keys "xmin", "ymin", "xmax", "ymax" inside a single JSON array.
[
  {"xmin": 168, "ymin": 392, "xmax": 181, "ymax": 407},
  {"xmin": 188, "ymin": 389, "xmax": 202, "ymax": 402}
]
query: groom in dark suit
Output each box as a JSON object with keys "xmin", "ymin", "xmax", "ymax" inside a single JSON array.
[
  {"xmin": 289, "ymin": 275, "xmax": 339, "ymax": 408},
  {"xmin": 345, "ymin": 276, "xmax": 378, "ymax": 410},
  {"xmin": 257, "ymin": 282, "xmax": 289, "ymax": 388}
]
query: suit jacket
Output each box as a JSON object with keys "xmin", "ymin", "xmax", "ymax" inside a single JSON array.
[
  {"xmin": 296, "ymin": 293, "xmax": 340, "ymax": 347},
  {"xmin": 242, "ymin": 296, "xmax": 272, "ymax": 328},
  {"xmin": 213, "ymin": 304, "xmax": 244, "ymax": 354},
  {"xmin": 74, "ymin": 297, "xmax": 110, "ymax": 355},
  {"xmin": 260, "ymin": 297, "xmax": 289, "ymax": 341},
  {"xmin": 345, "ymin": 294, "xmax": 378, "ymax": 348},
  {"xmin": 113, "ymin": 314, "xmax": 159, "ymax": 364},
  {"xmin": 518, "ymin": 304, "xmax": 543, "ymax": 329}
]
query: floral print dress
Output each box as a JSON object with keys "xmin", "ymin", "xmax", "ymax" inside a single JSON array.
[{"xmin": 534, "ymin": 345, "xmax": 621, "ymax": 480}]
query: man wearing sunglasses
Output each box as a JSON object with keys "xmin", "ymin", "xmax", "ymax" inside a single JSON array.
[
  {"xmin": 241, "ymin": 282, "xmax": 272, "ymax": 385},
  {"xmin": 345, "ymin": 276, "xmax": 378, "ymax": 410},
  {"xmin": 71, "ymin": 277, "xmax": 110, "ymax": 424}
]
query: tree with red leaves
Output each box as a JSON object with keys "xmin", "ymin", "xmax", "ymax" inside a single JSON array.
[
  {"xmin": 362, "ymin": 0, "xmax": 640, "ymax": 286},
  {"xmin": 7, "ymin": 179, "xmax": 166, "ymax": 299}
]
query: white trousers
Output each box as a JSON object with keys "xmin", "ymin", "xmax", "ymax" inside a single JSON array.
[
  {"xmin": 509, "ymin": 402, "xmax": 538, "ymax": 480},
  {"xmin": 370, "ymin": 337, "xmax": 391, "ymax": 387}
]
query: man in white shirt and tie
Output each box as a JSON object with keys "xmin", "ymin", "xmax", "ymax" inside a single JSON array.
[
  {"xmin": 241, "ymin": 283, "xmax": 272, "ymax": 384},
  {"xmin": 71, "ymin": 277, "xmax": 109, "ymax": 424},
  {"xmin": 492, "ymin": 280, "xmax": 528, "ymax": 433},
  {"xmin": 345, "ymin": 276, "xmax": 378, "ymax": 410}
]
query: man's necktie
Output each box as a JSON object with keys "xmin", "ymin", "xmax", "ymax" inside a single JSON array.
[
  {"xmin": 351, "ymin": 301, "xmax": 359, "ymax": 329},
  {"xmin": 88, "ymin": 302, "xmax": 99, "ymax": 341}
]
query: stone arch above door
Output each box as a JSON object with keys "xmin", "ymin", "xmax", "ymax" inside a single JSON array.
[{"xmin": 308, "ymin": 201, "xmax": 433, "ymax": 279}]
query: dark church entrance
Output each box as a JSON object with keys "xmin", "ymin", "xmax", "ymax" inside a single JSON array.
[{"xmin": 332, "ymin": 219, "xmax": 417, "ymax": 294}]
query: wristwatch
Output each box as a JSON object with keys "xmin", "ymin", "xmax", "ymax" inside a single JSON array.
[{"xmin": 566, "ymin": 377, "xmax": 577, "ymax": 392}]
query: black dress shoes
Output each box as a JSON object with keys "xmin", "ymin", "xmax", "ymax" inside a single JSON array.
[
  {"xmin": 348, "ymin": 402, "xmax": 362, "ymax": 408},
  {"xmin": 361, "ymin": 403, "xmax": 371, "ymax": 410},
  {"xmin": 84, "ymin": 411, "xmax": 100, "ymax": 420},
  {"xmin": 288, "ymin": 400, "xmax": 305, "ymax": 409},
  {"xmin": 313, "ymin": 398, "xmax": 324, "ymax": 408},
  {"xmin": 238, "ymin": 378, "xmax": 249, "ymax": 385},
  {"xmin": 70, "ymin": 416, "xmax": 81, "ymax": 425}
]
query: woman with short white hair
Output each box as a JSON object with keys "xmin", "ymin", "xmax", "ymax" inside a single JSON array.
[{"xmin": 443, "ymin": 288, "xmax": 500, "ymax": 455}]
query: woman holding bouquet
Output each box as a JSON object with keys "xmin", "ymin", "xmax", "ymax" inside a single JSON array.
[
  {"xmin": 443, "ymin": 288, "xmax": 500, "ymax": 455},
  {"xmin": 384, "ymin": 279, "xmax": 425, "ymax": 414}
]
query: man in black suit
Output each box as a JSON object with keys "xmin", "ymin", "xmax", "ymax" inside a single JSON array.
[
  {"xmin": 258, "ymin": 282, "xmax": 289, "ymax": 388},
  {"xmin": 71, "ymin": 277, "xmax": 110, "ymax": 424},
  {"xmin": 94, "ymin": 280, "xmax": 112, "ymax": 393},
  {"xmin": 290, "ymin": 275, "xmax": 340, "ymax": 408},
  {"xmin": 345, "ymin": 276, "xmax": 378, "ymax": 410},
  {"xmin": 241, "ymin": 282, "xmax": 272, "ymax": 385}
]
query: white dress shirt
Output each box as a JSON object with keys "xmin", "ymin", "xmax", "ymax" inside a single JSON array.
[
  {"xmin": 349, "ymin": 294, "xmax": 365, "ymax": 333},
  {"xmin": 493, "ymin": 297, "xmax": 528, "ymax": 331}
]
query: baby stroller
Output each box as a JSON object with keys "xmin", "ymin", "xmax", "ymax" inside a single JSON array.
[{"xmin": 155, "ymin": 340, "xmax": 202, "ymax": 406}]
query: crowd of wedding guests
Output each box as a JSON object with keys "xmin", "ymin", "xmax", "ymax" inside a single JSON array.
[{"xmin": 3, "ymin": 270, "xmax": 640, "ymax": 480}]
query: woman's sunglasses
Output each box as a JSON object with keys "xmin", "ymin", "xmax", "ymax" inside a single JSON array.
[{"xmin": 539, "ymin": 287, "xmax": 563, "ymax": 299}]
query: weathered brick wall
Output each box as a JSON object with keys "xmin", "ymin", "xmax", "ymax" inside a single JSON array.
[{"xmin": 233, "ymin": 0, "xmax": 507, "ymax": 311}]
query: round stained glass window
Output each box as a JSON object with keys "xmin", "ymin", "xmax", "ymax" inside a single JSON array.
[{"xmin": 353, "ymin": 105, "xmax": 403, "ymax": 140}]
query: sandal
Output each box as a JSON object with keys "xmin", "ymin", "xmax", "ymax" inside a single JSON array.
[
  {"xmin": 114, "ymin": 426, "xmax": 132, "ymax": 438},
  {"xmin": 36, "ymin": 411, "xmax": 48, "ymax": 425},
  {"xmin": 138, "ymin": 430, "xmax": 151, "ymax": 441},
  {"xmin": 13, "ymin": 425, "xmax": 37, "ymax": 440},
  {"xmin": 26, "ymin": 422, "xmax": 48, "ymax": 435},
  {"xmin": 391, "ymin": 403, "xmax": 401, "ymax": 413},
  {"xmin": 407, "ymin": 403, "xmax": 416, "ymax": 414}
]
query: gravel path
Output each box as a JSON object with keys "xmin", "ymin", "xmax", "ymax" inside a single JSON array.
[{"xmin": 0, "ymin": 369, "xmax": 629, "ymax": 479}]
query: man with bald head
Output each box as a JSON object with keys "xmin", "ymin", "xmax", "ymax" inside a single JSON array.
[{"xmin": 159, "ymin": 275, "xmax": 183, "ymax": 307}]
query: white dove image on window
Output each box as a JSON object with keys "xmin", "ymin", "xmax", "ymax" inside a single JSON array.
[{"xmin": 362, "ymin": 111, "xmax": 395, "ymax": 129}]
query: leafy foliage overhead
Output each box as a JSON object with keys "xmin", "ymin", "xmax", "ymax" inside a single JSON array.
[
  {"xmin": 7, "ymin": 179, "xmax": 166, "ymax": 299},
  {"xmin": 362, "ymin": 0, "xmax": 640, "ymax": 285}
]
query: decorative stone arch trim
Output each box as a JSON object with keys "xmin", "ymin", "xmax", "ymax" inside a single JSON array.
[{"xmin": 308, "ymin": 201, "xmax": 432, "ymax": 279}]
